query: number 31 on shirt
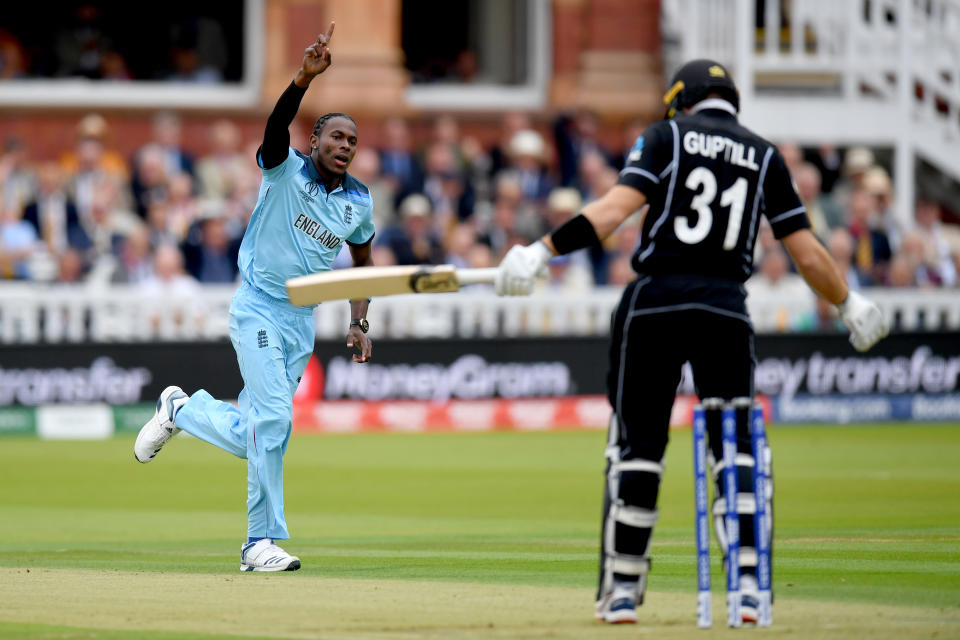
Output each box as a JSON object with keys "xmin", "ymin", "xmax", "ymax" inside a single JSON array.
[{"xmin": 675, "ymin": 167, "xmax": 748, "ymax": 250}]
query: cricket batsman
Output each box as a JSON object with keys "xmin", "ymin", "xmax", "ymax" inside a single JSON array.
[{"xmin": 494, "ymin": 59, "xmax": 888, "ymax": 622}]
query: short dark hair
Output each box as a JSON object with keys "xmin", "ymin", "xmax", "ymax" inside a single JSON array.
[{"xmin": 312, "ymin": 112, "xmax": 357, "ymax": 136}]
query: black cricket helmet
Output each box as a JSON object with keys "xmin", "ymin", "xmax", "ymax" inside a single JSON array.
[{"xmin": 663, "ymin": 59, "xmax": 739, "ymax": 118}]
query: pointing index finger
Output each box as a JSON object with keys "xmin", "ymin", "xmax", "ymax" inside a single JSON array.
[{"xmin": 325, "ymin": 21, "xmax": 335, "ymax": 42}]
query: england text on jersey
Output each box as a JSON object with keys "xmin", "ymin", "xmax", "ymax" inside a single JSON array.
[
  {"xmin": 683, "ymin": 131, "xmax": 759, "ymax": 171},
  {"xmin": 293, "ymin": 213, "xmax": 343, "ymax": 250}
]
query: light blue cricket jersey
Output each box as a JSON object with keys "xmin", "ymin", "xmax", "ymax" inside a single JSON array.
[{"xmin": 238, "ymin": 147, "xmax": 375, "ymax": 304}]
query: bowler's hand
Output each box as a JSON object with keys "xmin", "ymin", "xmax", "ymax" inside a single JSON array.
[
  {"xmin": 347, "ymin": 326, "xmax": 372, "ymax": 363},
  {"xmin": 300, "ymin": 22, "xmax": 335, "ymax": 80},
  {"xmin": 837, "ymin": 290, "xmax": 888, "ymax": 352},
  {"xmin": 495, "ymin": 241, "xmax": 553, "ymax": 296}
]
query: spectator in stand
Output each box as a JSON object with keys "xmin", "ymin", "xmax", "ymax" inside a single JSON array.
[
  {"xmin": 379, "ymin": 117, "xmax": 424, "ymax": 208},
  {"xmin": 164, "ymin": 172, "xmax": 200, "ymax": 242},
  {"xmin": 195, "ymin": 119, "xmax": 247, "ymax": 201},
  {"xmin": 504, "ymin": 129, "xmax": 554, "ymax": 204},
  {"xmin": 887, "ymin": 253, "xmax": 917, "ymax": 287},
  {"xmin": 914, "ymin": 199, "xmax": 958, "ymax": 287},
  {"xmin": 182, "ymin": 211, "xmax": 241, "ymax": 284},
  {"xmin": 23, "ymin": 163, "xmax": 91, "ymax": 257},
  {"xmin": 479, "ymin": 172, "xmax": 528, "ymax": 256},
  {"xmin": 899, "ymin": 230, "xmax": 947, "ymax": 287},
  {"xmin": 829, "ymin": 146, "xmax": 874, "ymax": 214},
  {"xmin": 444, "ymin": 223, "xmax": 478, "ymax": 268},
  {"xmin": 553, "ymin": 109, "xmax": 616, "ymax": 188},
  {"xmin": 0, "ymin": 196, "xmax": 38, "ymax": 279},
  {"xmin": 847, "ymin": 188, "xmax": 892, "ymax": 285},
  {"xmin": 57, "ymin": 248, "xmax": 86, "ymax": 283},
  {"xmin": 83, "ymin": 177, "xmax": 140, "ymax": 274},
  {"xmin": 112, "ymin": 224, "xmax": 153, "ymax": 284},
  {"xmin": 465, "ymin": 241, "xmax": 493, "ymax": 270},
  {"xmin": 131, "ymin": 144, "xmax": 170, "ymax": 219},
  {"xmin": 827, "ymin": 228, "xmax": 866, "ymax": 291},
  {"xmin": 862, "ymin": 166, "xmax": 901, "ymax": 252},
  {"xmin": 145, "ymin": 200, "xmax": 177, "ymax": 247},
  {"xmin": 59, "ymin": 114, "xmax": 129, "ymax": 228},
  {"xmin": 59, "ymin": 114, "xmax": 128, "ymax": 181},
  {"xmin": 151, "ymin": 112, "xmax": 195, "ymax": 178},
  {"xmin": 141, "ymin": 243, "xmax": 205, "ymax": 335},
  {"xmin": 430, "ymin": 115, "xmax": 463, "ymax": 166},
  {"xmin": 489, "ymin": 111, "xmax": 532, "ymax": 178},
  {"xmin": 428, "ymin": 115, "xmax": 488, "ymax": 207},
  {"xmin": 422, "ymin": 141, "xmax": 474, "ymax": 226},
  {"xmin": 543, "ymin": 187, "xmax": 583, "ymax": 234},
  {"xmin": 1, "ymin": 137, "xmax": 36, "ymax": 220},
  {"xmin": 132, "ymin": 113, "xmax": 194, "ymax": 217},
  {"xmin": 576, "ymin": 149, "xmax": 615, "ymax": 202},
  {"xmin": 745, "ymin": 247, "xmax": 815, "ymax": 332},
  {"xmin": 376, "ymin": 193, "xmax": 444, "ymax": 265},
  {"xmin": 543, "ymin": 186, "xmax": 604, "ymax": 284},
  {"xmin": 794, "ymin": 162, "xmax": 842, "ymax": 241}
]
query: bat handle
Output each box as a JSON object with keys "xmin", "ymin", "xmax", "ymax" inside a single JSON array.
[{"xmin": 456, "ymin": 268, "xmax": 498, "ymax": 286}]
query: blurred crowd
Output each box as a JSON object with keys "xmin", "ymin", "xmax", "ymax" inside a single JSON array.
[{"xmin": 1, "ymin": 109, "xmax": 958, "ymax": 332}]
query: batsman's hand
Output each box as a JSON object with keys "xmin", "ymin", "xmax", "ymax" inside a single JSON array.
[
  {"xmin": 495, "ymin": 241, "xmax": 553, "ymax": 296},
  {"xmin": 836, "ymin": 290, "xmax": 888, "ymax": 352},
  {"xmin": 299, "ymin": 22, "xmax": 335, "ymax": 80},
  {"xmin": 346, "ymin": 326, "xmax": 372, "ymax": 363}
]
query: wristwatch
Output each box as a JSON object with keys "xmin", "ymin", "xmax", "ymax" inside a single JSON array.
[{"xmin": 350, "ymin": 318, "xmax": 369, "ymax": 333}]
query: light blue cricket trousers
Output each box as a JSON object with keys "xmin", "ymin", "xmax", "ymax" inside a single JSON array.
[{"xmin": 175, "ymin": 282, "xmax": 314, "ymax": 540}]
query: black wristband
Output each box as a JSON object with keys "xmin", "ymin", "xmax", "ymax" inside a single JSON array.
[{"xmin": 550, "ymin": 213, "xmax": 601, "ymax": 255}]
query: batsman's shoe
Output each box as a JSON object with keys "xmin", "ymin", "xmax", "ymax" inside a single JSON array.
[
  {"xmin": 595, "ymin": 587, "xmax": 638, "ymax": 624},
  {"xmin": 240, "ymin": 539, "xmax": 301, "ymax": 572},
  {"xmin": 134, "ymin": 386, "xmax": 188, "ymax": 463},
  {"xmin": 740, "ymin": 574, "xmax": 759, "ymax": 624}
]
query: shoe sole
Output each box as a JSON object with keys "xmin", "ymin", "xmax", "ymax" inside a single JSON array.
[
  {"xmin": 604, "ymin": 612, "xmax": 637, "ymax": 624},
  {"xmin": 240, "ymin": 559, "xmax": 301, "ymax": 572}
]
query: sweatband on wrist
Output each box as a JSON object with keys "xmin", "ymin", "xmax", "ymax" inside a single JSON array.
[{"xmin": 550, "ymin": 213, "xmax": 601, "ymax": 255}]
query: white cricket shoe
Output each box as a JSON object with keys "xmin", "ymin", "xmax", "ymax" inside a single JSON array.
[
  {"xmin": 134, "ymin": 386, "xmax": 188, "ymax": 463},
  {"xmin": 595, "ymin": 586, "xmax": 638, "ymax": 624},
  {"xmin": 240, "ymin": 539, "xmax": 301, "ymax": 572}
]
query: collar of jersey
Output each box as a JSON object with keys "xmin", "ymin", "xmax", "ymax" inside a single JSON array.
[
  {"xmin": 688, "ymin": 98, "xmax": 737, "ymax": 117},
  {"xmin": 297, "ymin": 150, "xmax": 346, "ymax": 195}
]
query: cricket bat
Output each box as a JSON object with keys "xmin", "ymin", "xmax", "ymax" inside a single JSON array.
[{"xmin": 286, "ymin": 265, "xmax": 498, "ymax": 305}]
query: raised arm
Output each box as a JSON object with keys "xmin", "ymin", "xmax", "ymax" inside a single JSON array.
[{"xmin": 260, "ymin": 22, "xmax": 335, "ymax": 170}]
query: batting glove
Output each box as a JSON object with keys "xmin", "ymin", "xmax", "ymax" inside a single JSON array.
[
  {"xmin": 836, "ymin": 290, "xmax": 888, "ymax": 352},
  {"xmin": 495, "ymin": 241, "xmax": 553, "ymax": 296}
]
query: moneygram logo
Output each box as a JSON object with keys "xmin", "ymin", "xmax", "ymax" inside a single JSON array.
[
  {"xmin": 0, "ymin": 357, "xmax": 152, "ymax": 406},
  {"xmin": 324, "ymin": 354, "xmax": 572, "ymax": 401}
]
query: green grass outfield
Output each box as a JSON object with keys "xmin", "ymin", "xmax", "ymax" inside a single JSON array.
[{"xmin": 0, "ymin": 425, "xmax": 958, "ymax": 639}]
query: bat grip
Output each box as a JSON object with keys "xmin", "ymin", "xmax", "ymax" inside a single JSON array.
[{"xmin": 456, "ymin": 268, "xmax": 498, "ymax": 286}]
